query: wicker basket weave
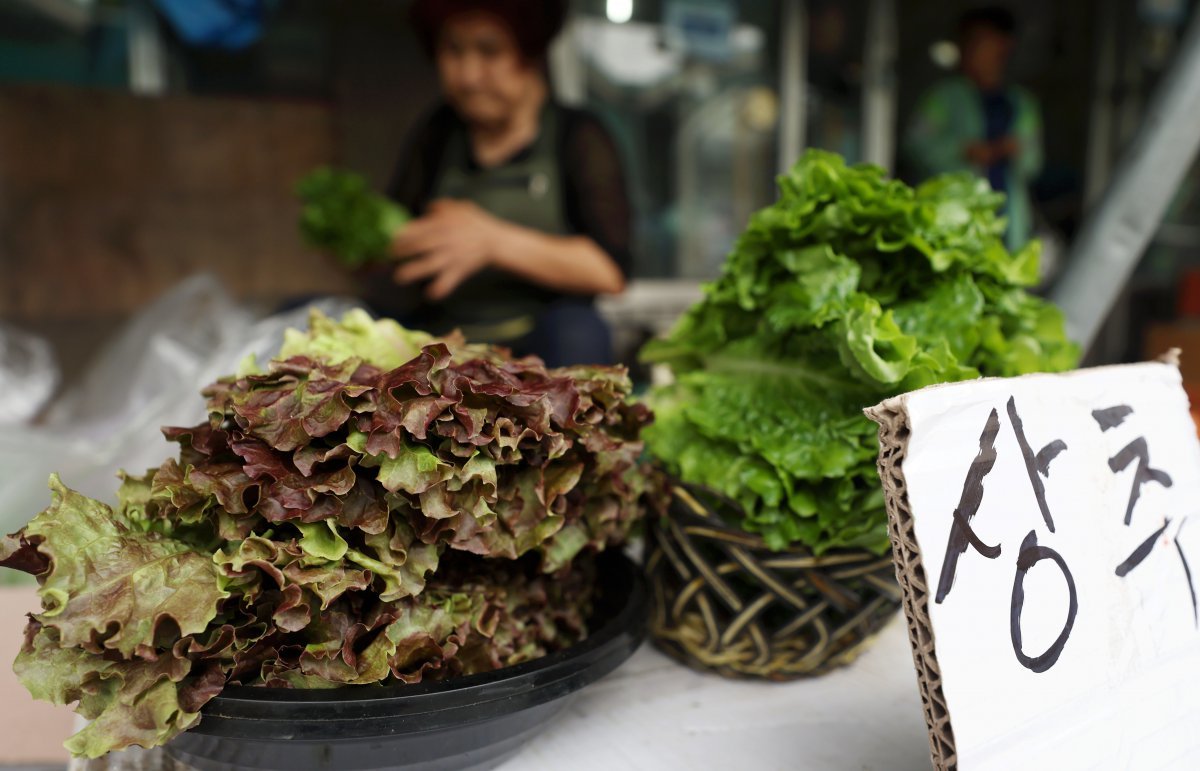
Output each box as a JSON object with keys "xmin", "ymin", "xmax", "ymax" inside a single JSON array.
[{"xmin": 645, "ymin": 483, "xmax": 903, "ymax": 680}]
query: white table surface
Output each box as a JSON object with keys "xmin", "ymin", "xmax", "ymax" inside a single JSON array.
[
  {"xmin": 498, "ymin": 613, "xmax": 932, "ymax": 771},
  {"xmin": 6, "ymin": 595, "xmax": 932, "ymax": 771}
]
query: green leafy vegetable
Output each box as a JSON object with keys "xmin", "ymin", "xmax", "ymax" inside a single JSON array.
[
  {"xmin": 2, "ymin": 476, "xmax": 226, "ymax": 758},
  {"xmin": 22, "ymin": 476, "xmax": 228, "ymax": 657},
  {"xmin": 280, "ymin": 308, "xmax": 433, "ymax": 369},
  {"xmin": 297, "ymin": 168, "xmax": 410, "ymax": 268},
  {"xmin": 1, "ymin": 309, "xmax": 657, "ymax": 757},
  {"xmin": 643, "ymin": 150, "xmax": 1078, "ymax": 553}
]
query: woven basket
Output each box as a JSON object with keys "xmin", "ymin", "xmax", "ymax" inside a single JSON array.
[{"xmin": 645, "ymin": 482, "xmax": 903, "ymax": 680}]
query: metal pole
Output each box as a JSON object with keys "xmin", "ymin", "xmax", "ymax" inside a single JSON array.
[
  {"xmin": 549, "ymin": 17, "xmax": 586, "ymax": 107},
  {"xmin": 128, "ymin": 0, "xmax": 167, "ymax": 96},
  {"xmin": 1051, "ymin": 8, "xmax": 1200, "ymax": 352},
  {"xmin": 861, "ymin": 0, "xmax": 897, "ymax": 171},
  {"xmin": 778, "ymin": 0, "xmax": 806, "ymax": 173},
  {"xmin": 1083, "ymin": 0, "xmax": 1119, "ymax": 207}
]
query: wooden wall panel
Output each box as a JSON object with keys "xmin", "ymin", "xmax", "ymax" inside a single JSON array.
[{"xmin": 0, "ymin": 84, "xmax": 352, "ymax": 320}]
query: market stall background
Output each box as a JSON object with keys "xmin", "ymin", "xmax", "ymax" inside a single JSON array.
[
  {"xmin": 2, "ymin": 0, "xmax": 1200, "ymax": 767},
  {"xmin": 7, "ymin": 0, "xmax": 1179, "ymax": 375}
]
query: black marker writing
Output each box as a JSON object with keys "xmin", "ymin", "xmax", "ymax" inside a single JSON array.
[
  {"xmin": 1100, "ymin": 414, "xmax": 1197, "ymax": 628},
  {"xmin": 936, "ymin": 408, "xmax": 1003, "ymax": 604},
  {"xmin": 1175, "ymin": 521, "xmax": 1198, "ymax": 629},
  {"xmin": 1010, "ymin": 529, "xmax": 1078, "ymax": 673},
  {"xmin": 1008, "ymin": 397, "xmax": 1066, "ymax": 533},
  {"xmin": 1035, "ymin": 441, "xmax": 1068, "ymax": 477},
  {"xmin": 1092, "ymin": 405, "xmax": 1134, "ymax": 431},
  {"xmin": 1108, "ymin": 437, "xmax": 1173, "ymax": 525},
  {"xmin": 1114, "ymin": 519, "xmax": 1170, "ymax": 577}
]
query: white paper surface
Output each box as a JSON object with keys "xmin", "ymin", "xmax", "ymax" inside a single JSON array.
[{"xmin": 900, "ymin": 362, "xmax": 1200, "ymax": 770}]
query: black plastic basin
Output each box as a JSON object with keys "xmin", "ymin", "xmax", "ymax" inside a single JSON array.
[{"xmin": 166, "ymin": 550, "xmax": 647, "ymax": 771}]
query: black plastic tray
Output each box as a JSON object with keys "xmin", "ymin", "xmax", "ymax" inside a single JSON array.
[{"xmin": 166, "ymin": 550, "xmax": 646, "ymax": 771}]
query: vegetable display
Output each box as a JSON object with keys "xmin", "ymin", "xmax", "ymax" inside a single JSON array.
[
  {"xmin": 642, "ymin": 150, "xmax": 1079, "ymax": 554},
  {"xmin": 1, "ymin": 309, "xmax": 654, "ymax": 757},
  {"xmin": 297, "ymin": 168, "xmax": 410, "ymax": 268}
]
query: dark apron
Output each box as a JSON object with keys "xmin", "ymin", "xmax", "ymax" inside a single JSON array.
[{"xmin": 427, "ymin": 105, "xmax": 568, "ymax": 344}]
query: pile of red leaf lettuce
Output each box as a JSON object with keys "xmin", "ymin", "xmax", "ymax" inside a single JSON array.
[
  {"xmin": 642, "ymin": 150, "xmax": 1079, "ymax": 553},
  {"xmin": 0, "ymin": 309, "xmax": 655, "ymax": 757}
]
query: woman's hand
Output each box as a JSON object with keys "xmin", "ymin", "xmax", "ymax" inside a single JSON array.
[
  {"xmin": 991, "ymin": 135, "xmax": 1020, "ymax": 160},
  {"xmin": 965, "ymin": 136, "xmax": 1020, "ymax": 168},
  {"xmin": 964, "ymin": 140, "xmax": 995, "ymax": 167},
  {"xmin": 391, "ymin": 199, "xmax": 501, "ymax": 300},
  {"xmin": 393, "ymin": 197, "xmax": 626, "ymax": 299}
]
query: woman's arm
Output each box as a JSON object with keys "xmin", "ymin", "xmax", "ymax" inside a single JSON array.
[
  {"xmin": 391, "ymin": 200, "xmax": 624, "ymax": 301},
  {"xmin": 560, "ymin": 110, "xmax": 634, "ymax": 280},
  {"xmin": 347, "ymin": 106, "xmax": 452, "ymax": 315},
  {"xmin": 391, "ymin": 108, "xmax": 633, "ymax": 302},
  {"xmin": 490, "ymin": 219, "xmax": 626, "ymax": 295}
]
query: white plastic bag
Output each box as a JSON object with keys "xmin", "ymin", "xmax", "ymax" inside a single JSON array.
[
  {"xmin": 0, "ymin": 322, "xmax": 59, "ymax": 425},
  {"xmin": 0, "ymin": 273, "xmax": 363, "ymax": 549}
]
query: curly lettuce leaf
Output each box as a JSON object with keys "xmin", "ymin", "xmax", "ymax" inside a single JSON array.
[
  {"xmin": 9, "ymin": 475, "xmax": 228, "ymax": 657},
  {"xmin": 16, "ymin": 623, "xmax": 208, "ymax": 759},
  {"xmin": 279, "ymin": 308, "xmax": 432, "ymax": 370},
  {"xmin": 1, "ymin": 478, "xmax": 230, "ymax": 757}
]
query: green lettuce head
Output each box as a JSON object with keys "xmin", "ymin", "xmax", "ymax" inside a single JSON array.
[{"xmin": 642, "ymin": 150, "xmax": 1078, "ymax": 553}]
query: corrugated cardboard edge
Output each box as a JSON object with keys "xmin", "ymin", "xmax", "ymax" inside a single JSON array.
[
  {"xmin": 864, "ymin": 396, "xmax": 957, "ymax": 771},
  {"xmin": 1157, "ymin": 347, "xmax": 1182, "ymax": 367}
]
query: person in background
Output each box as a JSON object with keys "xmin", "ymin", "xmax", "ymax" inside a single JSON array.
[
  {"xmin": 365, "ymin": 0, "xmax": 630, "ymax": 367},
  {"xmin": 904, "ymin": 6, "xmax": 1043, "ymax": 251}
]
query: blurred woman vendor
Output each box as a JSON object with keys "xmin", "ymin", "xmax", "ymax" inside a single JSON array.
[{"xmin": 367, "ymin": 0, "xmax": 631, "ymax": 367}]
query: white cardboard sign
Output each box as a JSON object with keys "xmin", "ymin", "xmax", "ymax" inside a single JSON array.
[{"xmin": 885, "ymin": 362, "xmax": 1200, "ymax": 770}]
